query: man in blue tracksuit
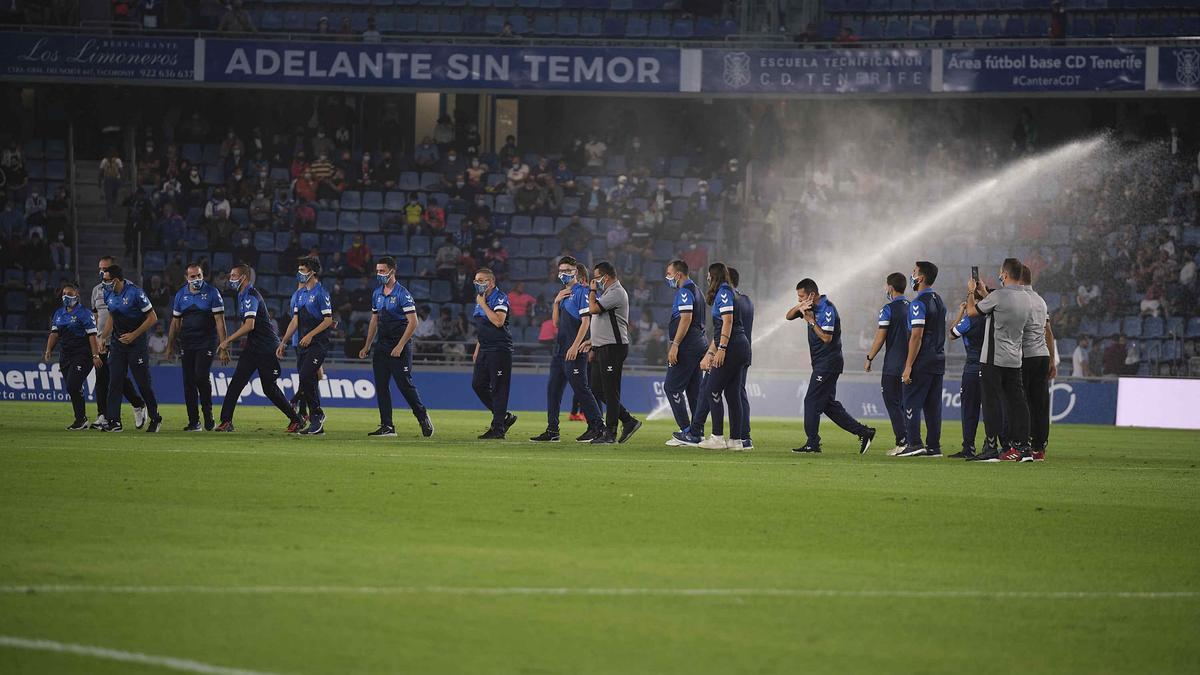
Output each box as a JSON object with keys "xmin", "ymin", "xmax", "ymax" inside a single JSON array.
[
  {"xmin": 44, "ymin": 281, "xmax": 102, "ymax": 430},
  {"xmin": 216, "ymin": 265, "xmax": 304, "ymax": 432},
  {"xmin": 950, "ymin": 294, "xmax": 986, "ymax": 459},
  {"xmin": 662, "ymin": 259, "xmax": 707, "ymax": 442},
  {"xmin": 98, "ymin": 265, "xmax": 163, "ymax": 433},
  {"xmin": 865, "ymin": 272, "xmax": 909, "ymax": 455},
  {"xmin": 532, "ymin": 257, "xmax": 602, "ymax": 443},
  {"xmin": 786, "ymin": 278, "xmax": 875, "ymax": 454},
  {"xmin": 360, "ymin": 256, "xmax": 434, "ymax": 438},
  {"xmin": 472, "ymin": 267, "xmax": 517, "ymax": 439},
  {"xmin": 278, "ymin": 256, "xmax": 334, "ymax": 436},
  {"xmin": 167, "ymin": 262, "xmax": 228, "ymax": 431},
  {"xmin": 898, "ymin": 260, "xmax": 947, "ymax": 457}
]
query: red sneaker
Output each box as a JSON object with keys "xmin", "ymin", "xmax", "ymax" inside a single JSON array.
[
  {"xmin": 1033, "ymin": 450, "xmax": 1046, "ymax": 461},
  {"xmin": 214, "ymin": 421, "xmax": 235, "ymax": 432},
  {"xmin": 285, "ymin": 418, "xmax": 305, "ymax": 434},
  {"xmin": 568, "ymin": 413, "xmax": 585, "ymax": 422},
  {"xmin": 998, "ymin": 447, "xmax": 1023, "ymax": 462}
]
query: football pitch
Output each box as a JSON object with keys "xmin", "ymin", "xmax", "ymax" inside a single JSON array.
[{"xmin": 0, "ymin": 401, "xmax": 1197, "ymax": 674}]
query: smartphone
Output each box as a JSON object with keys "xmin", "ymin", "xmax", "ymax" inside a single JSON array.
[{"xmin": 971, "ymin": 266, "xmax": 979, "ymax": 282}]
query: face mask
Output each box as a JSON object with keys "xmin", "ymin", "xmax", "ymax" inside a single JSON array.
[
  {"xmin": 376, "ymin": 273, "xmax": 391, "ymax": 285},
  {"xmin": 98, "ymin": 270, "xmax": 105, "ymax": 281},
  {"xmin": 558, "ymin": 272, "xmax": 574, "ymax": 286},
  {"xmin": 62, "ymin": 295, "xmax": 78, "ymax": 308},
  {"xmin": 296, "ymin": 271, "xmax": 312, "ymax": 284},
  {"xmin": 665, "ymin": 276, "xmax": 678, "ymax": 289},
  {"xmin": 910, "ymin": 275, "xmax": 919, "ymax": 291},
  {"xmin": 886, "ymin": 290, "xmax": 893, "ymax": 301},
  {"xmin": 228, "ymin": 277, "xmax": 242, "ymax": 291},
  {"xmin": 473, "ymin": 281, "xmax": 488, "ymax": 295},
  {"xmin": 594, "ymin": 279, "xmax": 605, "ymax": 292},
  {"xmin": 998, "ymin": 274, "xmax": 1005, "ymax": 285},
  {"xmin": 188, "ymin": 278, "xmax": 204, "ymax": 291}
]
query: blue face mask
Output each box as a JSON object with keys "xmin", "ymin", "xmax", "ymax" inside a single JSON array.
[
  {"xmin": 377, "ymin": 273, "xmax": 391, "ymax": 285},
  {"xmin": 188, "ymin": 278, "xmax": 203, "ymax": 291},
  {"xmin": 998, "ymin": 274, "xmax": 1005, "ymax": 285},
  {"xmin": 296, "ymin": 271, "xmax": 312, "ymax": 284},
  {"xmin": 558, "ymin": 272, "xmax": 574, "ymax": 286},
  {"xmin": 101, "ymin": 279, "xmax": 115, "ymax": 291},
  {"xmin": 594, "ymin": 279, "xmax": 605, "ymax": 293},
  {"xmin": 473, "ymin": 281, "xmax": 489, "ymax": 296},
  {"xmin": 665, "ymin": 276, "xmax": 678, "ymax": 289},
  {"xmin": 910, "ymin": 275, "xmax": 919, "ymax": 292},
  {"xmin": 886, "ymin": 290, "xmax": 892, "ymax": 301},
  {"xmin": 228, "ymin": 277, "xmax": 242, "ymax": 291},
  {"xmin": 62, "ymin": 295, "xmax": 77, "ymax": 308}
]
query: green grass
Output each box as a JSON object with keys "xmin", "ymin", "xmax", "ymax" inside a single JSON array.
[{"xmin": 0, "ymin": 401, "xmax": 1197, "ymax": 674}]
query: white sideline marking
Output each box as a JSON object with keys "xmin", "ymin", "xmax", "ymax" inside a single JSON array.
[
  {"xmin": 2, "ymin": 585, "xmax": 1196, "ymax": 600},
  {"xmin": 0, "ymin": 635, "xmax": 277, "ymax": 675}
]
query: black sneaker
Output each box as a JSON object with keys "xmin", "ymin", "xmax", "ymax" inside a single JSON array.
[
  {"xmin": 300, "ymin": 413, "xmax": 325, "ymax": 436},
  {"xmin": 968, "ymin": 448, "xmax": 1001, "ymax": 462},
  {"xmin": 503, "ymin": 413, "xmax": 518, "ymax": 431},
  {"xmin": 66, "ymin": 419, "xmax": 90, "ymax": 431},
  {"xmin": 214, "ymin": 421, "xmax": 235, "ymax": 432},
  {"xmin": 479, "ymin": 427, "xmax": 505, "ymax": 440},
  {"xmin": 576, "ymin": 427, "xmax": 600, "ymax": 443},
  {"xmin": 948, "ymin": 447, "xmax": 976, "ymax": 459},
  {"xmin": 896, "ymin": 444, "xmax": 928, "ymax": 457},
  {"xmin": 858, "ymin": 427, "xmax": 877, "ymax": 454},
  {"xmin": 1019, "ymin": 445, "xmax": 1036, "ymax": 463},
  {"xmin": 146, "ymin": 417, "xmax": 162, "ymax": 434},
  {"xmin": 367, "ymin": 425, "xmax": 397, "ymax": 437},
  {"xmin": 101, "ymin": 420, "xmax": 124, "ymax": 433},
  {"xmin": 590, "ymin": 429, "xmax": 616, "ymax": 444},
  {"xmin": 203, "ymin": 413, "xmax": 215, "ymax": 432},
  {"xmin": 531, "ymin": 430, "xmax": 560, "ymax": 442},
  {"xmin": 791, "ymin": 445, "xmax": 821, "ymax": 453},
  {"xmin": 923, "ymin": 447, "xmax": 943, "ymax": 458},
  {"xmin": 617, "ymin": 419, "xmax": 642, "ymax": 444},
  {"xmin": 419, "ymin": 415, "xmax": 435, "ymax": 438},
  {"xmin": 182, "ymin": 421, "xmax": 203, "ymax": 432}
]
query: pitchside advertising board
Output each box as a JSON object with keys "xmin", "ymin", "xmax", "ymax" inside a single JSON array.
[
  {"xmin": 2, "ymin": 33, "xmax": 1198, "ymax": 95},
  {"xmin": 0, "ymin": 361, "xmax": 1115, "ymax": 426}
]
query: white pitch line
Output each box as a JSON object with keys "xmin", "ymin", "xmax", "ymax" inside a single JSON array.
[
  {"xmin": 1, "ymin": 585, "xmax": 1196, "ymax": 600},
  {"xmin": 0, "ymin": 635, "xmax": 279, "ymax": 675}
]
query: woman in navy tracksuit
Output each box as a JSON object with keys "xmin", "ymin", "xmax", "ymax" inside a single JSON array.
[
  {"xmin": 44, "ymin": 281, "xmax": 103, "ymax": 429},
  {"xmin": 703, "ymin": 263, "xmax": 750, "ymax": 445}
]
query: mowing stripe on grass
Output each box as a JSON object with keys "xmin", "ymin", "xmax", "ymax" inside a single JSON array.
[
  {"xmin": 0, "ymin": 635, "xmax": 277, "ymax": 675},
  {"xmin": 2, "ymin": 585, "xmax": 1196, "ymax": 600}
]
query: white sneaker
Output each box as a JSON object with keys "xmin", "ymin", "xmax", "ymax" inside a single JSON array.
[
  {"xmin": 726, "ymin": 438, "xmax": 745, "ymax": 450},
  {"xmin": 886, "ymin": 444, "xmax": 906, "ymax": 456},
  {"xmin": 92, "ymin": 414, "xmax": 108, "ymax": 430},
  {"xmin": 133, "ymin": 406, "xmax": 148, "ymax": 429},
  {"xmin": 664, "ymin": 436, "xmax": 686, "ymax": 446},
  {"xmin": 698, "ymin": 434, "xmax": 727, "ymax": 449}
]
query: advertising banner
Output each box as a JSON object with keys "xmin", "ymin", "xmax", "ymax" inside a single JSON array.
[
  {"xmin": 1157, "ymin": 47, "xmax": 1200, "ymax": 92},
  {"xmin": 942, "ymin": 47, "xmax": 1145, "ymax": 92},
  {"xmin": 700, "ymin": 48, "xmax": 930, "ymax": 94},
  {"xmin": 1116, "ymin": 377, "xmax": 1200, "ymax": 429},
  {"xmin": 0, "ymin": 361, "xmax": 1116, "ymax": 427},
  {"xmin": 0, "ymin": 32, "xmax": 195, "ymax": 82},
  {"xmin": 203, "ymin": 40, "xmax": 680, "ymax": 92}
]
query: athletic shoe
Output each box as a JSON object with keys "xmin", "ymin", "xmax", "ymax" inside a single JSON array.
[
  {"xmin": 285, "ymin": 419, "xmax": 304, "ymax": 434},
  {"xmin": 478, "ymin": 428, "xmax": 505, "ymax": 440},
  {"xmin": 589, "ymin": 430, "xmax": 616, "ymax": 444},
  {"xmin": 66, "ymin": 419, "xmax": 90, "ymax": 431},
  {"xmin": 300, "ymin": 414, "xmax": 325, "ymax": 436},
  {"xmin": 214, "ymin": 421, "xmax": 235, "ymax": 432},
  {"xmin": 419, "ymin": 415, "xmax": 435, "ymax": 438},
  {"xmin": 858, "ymin": 427, "xmax": 877, "ymax": 454},
  {"xmin": 1032, "ymin": 449, "xmax": 1046, "ymax": 462},
  {"xmin": 698, "ymin": 434, "xmax": 727, "ymax": 450},
  {"xmin": 791, "ymin": 445, "xmax": 821, "ymax": 453},
  {"xmin": 576, "ymin": 427, "xmax": 600, "ymax": 443},
  {"xmin": 367, "ymin": 425, "xmax": 397, "ymax": 437},
  {"xmin": 671, "ymin": 430, "xmax": 702, "ymax": 447},
  {"xmin": 531, "ymin": 430, "xmax": 561, "ymax": 442},
  {"xmin": 896, "ymin": 444, "xmax": 928, "ymax": 457},
  {"xmin": 617, "ymin": 419, "xmax": 642, "ymax": 444},
  {"xmin": 101, "ymin": 420, "xmax": 123, "ymax": 433},
  {"xmin": 568, "ymin": 413, "xmax": 585, "ymax": 422},
  {"xmin": 664, "ymin": 435, "xmax": 686, "ymax": 447},
  {"xmin": 133, "ymin": 406, "xmax": 147, "ymax": 429},
  {"xmin": 886, "ymin": 445, "xmax": 906, "ymax": 456},
  {"xmin": 1020, "ymin": 446, "xmax": 1036, "ymax": 463},
  {"xmin": 503, "ymin": 413, "xmax": 518, "ymax": 431},
  {"xmin": 922, "ymin": 447, "xmax": 943, "ymax": 458},
  {"xmin": 726, "ymin": 437, "xmax": 742, "ymax": 450},
  {"xmin": 998, "ymin": 447, "xmax": 1023, "ymax": 462},
  {"xmin": 203, "ymin": 413, "xmax": 215, "ymax": 432},
  {"xmin": 948, "ymin": 447, "xmax": 976, "ymax": 459},
  {"xmin": 741, "ymin": 438, "xmax": 754, "ymax": 451},
  {"xmin": 92, "ymin": 414, "xmax": 108, "ymax": 430},
  {"xmin": 182, "ymin": 421, "xmax": 203, "ymax": 432},
  {"xmin": 146, "ymin": 417, "xmax": 162, "ymax": 434}
]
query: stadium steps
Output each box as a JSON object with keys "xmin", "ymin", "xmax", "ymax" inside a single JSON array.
[{"xmin": 75, "ymin": 160, "xmax": 130, "ymax": 276}]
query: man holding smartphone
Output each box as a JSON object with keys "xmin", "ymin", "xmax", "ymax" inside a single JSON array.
[{"xmin": 897, "ymin": 261, "xmax": 947, "ymax": 458}]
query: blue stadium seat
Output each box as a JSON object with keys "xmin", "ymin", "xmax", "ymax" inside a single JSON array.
[
  {"xmin": 671, "ymin": 18, "xmax": 693, "ymax": 37},
  {"xmin": 317, "ymin": 211, "xmax": 338, "ymax": 232},
  {"xmin": 203, "ymin": 166, "xmax": 223, "ymax": 185},
  {"xmin": 261, "ymin": 10, "xmax": 283, "ymax": 30},
  {"xmin": 274, "ymin": 233, "xmax": 290, "ymax": 250},
  {"xmin": 648, "ymin": 17, "xmax": 670, "ymax": 37},
  {"xmin": 1143, "ymin": 316, "xmax": 1164, "ymax": 338},
  {"xmin": 909, "ymin": 18, "xmax": 931, "ymax": 38},
  {"xmin": 440, "ymin": 13, "xmax": 462, "ymax": 32},
  {"xmin": 1003, "ymin": 16, "xmax": 1025, "ymax": 36},
  {"xmin": 507, "ymin": 14, "xmax": 528, "ymax": 33},
  {"xmin": 980, "ymin": 17, "xmax": 1001, "ymax": 37},
  {"xmin": 254, "ymin": 232, "xmax": 275, "ymax": 250},
  {"xmin": 1122, "ymin": 315, "xmax": 1142, "ymax": 337},
  {"xmin": 338, "ymin": 211, "xmax": 361, "ymax": 231},
  {"xmin": 341, "ymin": 190, "xmax": 362, "ymax": 210},
  {"xmin": 910, "ymin": 0, "xmax": 932, "ymax": 10},
  {"xmin": 360, "ymin": 212, "xmax": 381, "ymax": 232},
  {"xmin": 625, "ymin": 16, "xmax": 647, "ymax": 36},
  {"xmin": 862, "ymin": 19, "xmax": 883, "ymax": 39},
  {"xmin": 1069, "ymin": 17, "xmax": 1095, "ymax": 37},
  {"xmin": 884, "ymin": 20, "xmax": 908, "ymax": 39},
  {"xmin": 399, "ymin": 172, "xmax": 420, "ymax": 191},
  {"xmin": 386, "ymin": 235, "xmax": 408, "ymax": 254},
  {"xmin": 410, "ymin": 236, "xmax": 432, "ymax": 256},
  {"xmin": 361, "ymin": 191, "xmax": 383, "ymax": 210},
  {"xmin": 557, "ymin": 15, "xmax": 578, "ymax": 35},
  {"xmin": 1025, "ymin": 16, "xmax": 1047, "ymax": 36},
  {"xmin": 1094, "ymin": 17, "xmax": 1116, "ymax": 36},
  {"xmin": 603, "ymin": 16, "xmax": 626, "ymax": 36},
  {"xmin": 932, "ymin": 18, "xmax": 954, "ymax": 38},
  {"xmin": 611, "ymin": 0, "xmax": 633, "ymax": 8},
  {"xmin": 510, "ymin": 215, "xmax": 533, "ymax": 234},
  {"xmin": 494, "ymin": 195, "xmax": 515, "ymax": 214},
  {"xmin": 395, "ymin": 13, "xmax": 417, "ymax": 31},
  {"xmin": 417, "ymin": 14, "xmax": 439, "ymax": 33},
  {"xmin": 580, "ymin": 15, "xmax": 602, "ymax": 35},
  {"xmin": 955, "ymin": 18, "xmax": 977, "ymax": 37},
  {"xmin": 533, "ymin": 216, "xmax": 555, "ymax": 235},
  {"xmin": 533, "ymin": 14, "xmax": 556, "ymax": 35}
]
